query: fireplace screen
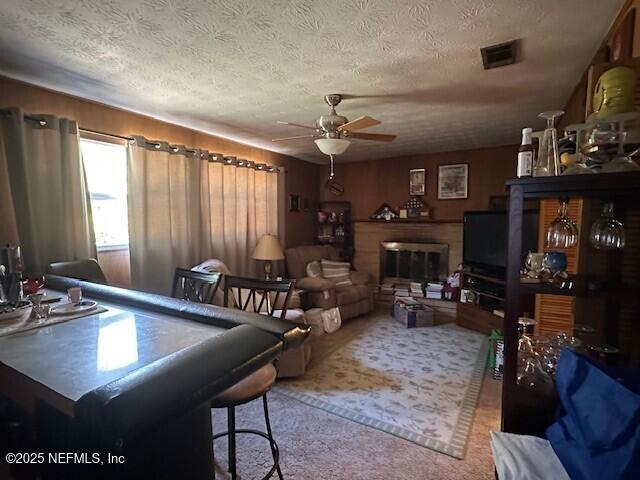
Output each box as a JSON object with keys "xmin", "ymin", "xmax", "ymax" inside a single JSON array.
[{"xmin": 380, "ymin": 242, "xmax": 449, "ymax": 282}]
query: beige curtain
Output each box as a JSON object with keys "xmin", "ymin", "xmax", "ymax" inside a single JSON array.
[
  {"xmin": 128, "ymin": 138, "xmax": 279, "ymax": 295},
  {"xmin": 0, "ymin": 108, "xmax": 96, "ymax": 273}
]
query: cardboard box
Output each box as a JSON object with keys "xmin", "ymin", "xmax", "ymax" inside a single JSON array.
[{"xmin": 392, "ymin": 300, "xmax": 434, "ymax": 328}]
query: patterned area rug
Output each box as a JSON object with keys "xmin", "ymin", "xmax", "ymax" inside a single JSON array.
[{"xmin": 276, "ymin": 316, "xmax": 488, "ymax": 459}]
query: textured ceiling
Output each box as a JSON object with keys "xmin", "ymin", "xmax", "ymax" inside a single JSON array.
[{"xmin": 0, "ymin": 0, "xmax": 624, "ymax": 163}]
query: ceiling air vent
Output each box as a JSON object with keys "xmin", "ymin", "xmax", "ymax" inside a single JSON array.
[{"xmin": 481, "ymin": 40, "xmax": 518, "ymax": 70}]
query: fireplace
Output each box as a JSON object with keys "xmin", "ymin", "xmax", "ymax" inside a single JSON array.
[{"xmin": 379, "ymin": 241, "xmax": 449, "ymax": 283}]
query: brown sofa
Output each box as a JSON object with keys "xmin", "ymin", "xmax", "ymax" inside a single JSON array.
[{"xmin": 284, "ymin": 245, "xmax": 374, "ymax": 321}]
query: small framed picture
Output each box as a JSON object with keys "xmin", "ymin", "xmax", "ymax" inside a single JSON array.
[
  {"xmin": 289, "ymin": 194, "xmax": 300, "ymax": 212},
  {"xmin": 409, "ymin": 168, "xmax": 426, "ymax": 195},
  {"xmin": 438, "ymin": 164, "xmax": 468, "ymax": 200}
]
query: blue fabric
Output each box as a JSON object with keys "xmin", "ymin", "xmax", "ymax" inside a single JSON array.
[{"xmin": 545, "ymin": 349, "xmax": 640, "ymax": 480}]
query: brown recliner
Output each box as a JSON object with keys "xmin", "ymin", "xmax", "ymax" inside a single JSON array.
[{"xmin": 284, "ymin": 245, "xmax": 374, "ymax": 321}]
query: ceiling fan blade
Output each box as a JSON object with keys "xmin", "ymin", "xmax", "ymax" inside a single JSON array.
[
  {"xmin": 338, "ymin": 115, "xmax": 381, "ymax": 132},
  {"xmin": 271, "ymin": 134, "xmax": 317, "ymax": 142},
  {"xmin": 348, "ymin": 132, "xmax": 396, "ymax": 142},
  {"xmin": 277, "ymin": 121, "xmax": 317, "ymax": 130}
]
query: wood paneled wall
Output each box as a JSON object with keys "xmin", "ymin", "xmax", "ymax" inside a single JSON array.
[
  {"xmin": 319, "ymin": 145, "xmax": 518, "ymax": 222},
  {"xmin": 0, "ymin": 76, "xmax": 320, "ymax": 250}
]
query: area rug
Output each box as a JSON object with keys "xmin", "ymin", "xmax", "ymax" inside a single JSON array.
[{"xmin": 276, "ymin": 316, "xmax": 488, "ymax": 459}]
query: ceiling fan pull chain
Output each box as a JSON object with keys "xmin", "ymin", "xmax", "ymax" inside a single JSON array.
[{"xmin": 329, "ymin": 154, "xmax": 335, "ymax": 179}]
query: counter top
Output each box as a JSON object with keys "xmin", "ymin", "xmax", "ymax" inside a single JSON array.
[{"xmin": 0, "ymin": 303, "xmax": 226, "ymax": 407}]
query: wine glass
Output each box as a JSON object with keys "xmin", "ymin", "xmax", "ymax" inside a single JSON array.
[
  {"xmin": 586, "ymin": 344, "xmax": 620, "ymax": 365},
  {"xmin": 562, "ymin": 124, "xmax": 594, "ymax": 175},
  {"xmin": 580, "ymin": 121, "xmax": 625, "ymax": 170},
  {"xmin": 534, "ymin": 110, "xmax": 564, "ymax": 177},
  {"xmin": 600, "ymin": 113, "xmax": 640, "ymax": 172},
  {"xmin": 590, "ymin": 202, "xmax": 625, "ymax": 249},
  {"xmin": 546, "ymin": 199, "xmax": 579, "ymax": 248},
  {"xmin": 517, "ymin": 356, "xmax": 555, "ymax": 394}
]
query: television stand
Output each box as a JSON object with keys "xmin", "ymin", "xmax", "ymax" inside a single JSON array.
[{"xmin": 456, "ymin": 270, "xmax": 505, "ymax": 335}]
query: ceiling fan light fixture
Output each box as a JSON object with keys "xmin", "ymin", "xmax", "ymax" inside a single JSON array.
[{"xmin": 314, "ymin": 138, "xmax": 350, "ymax": 155}]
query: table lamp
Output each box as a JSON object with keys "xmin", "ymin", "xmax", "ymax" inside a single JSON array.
[{"xmin": 252, "ymin": 234, "xmax": 284, "ymax": 279}]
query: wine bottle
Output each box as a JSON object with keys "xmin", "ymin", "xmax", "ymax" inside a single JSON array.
[{"xmin": 517, "ymin": 128, "xmax": 534, "ymax": 177}]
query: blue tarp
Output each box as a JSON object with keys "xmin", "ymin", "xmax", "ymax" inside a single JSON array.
[{"xmin": 546, "ymin": 349, "xmax": 640, "ymax": 480}]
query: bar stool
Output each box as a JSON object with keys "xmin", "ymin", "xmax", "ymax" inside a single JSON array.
[{"xmin": 212, "ymin": 275, "xmax": 293, "ymax": 480}]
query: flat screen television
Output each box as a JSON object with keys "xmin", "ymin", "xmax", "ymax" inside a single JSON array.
[{"xmin": 463, "ymin": 210, "xmax": 539, "ymax": 277}]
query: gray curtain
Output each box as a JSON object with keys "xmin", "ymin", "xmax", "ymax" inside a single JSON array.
[
  {"xmin": 127, "ymin": 137, "xmax": 280, "ymax": 295},
  {"xmin": 0, "ymin": 108, "xmax": 96, "ymax": 273}
]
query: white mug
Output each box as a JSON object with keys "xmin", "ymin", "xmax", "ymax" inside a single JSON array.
[{"xmin": 67, "ymin": 287, "xmax": 82, "ymax": 305}]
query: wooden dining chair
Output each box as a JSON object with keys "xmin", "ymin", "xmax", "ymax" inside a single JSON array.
[
  {"xmin": 171, "ymin": 267, "xmax": 222, "ymax": 304},
  {"xmin": 212, "ymin": 275, "xmax": 294, "ymax": 480}
]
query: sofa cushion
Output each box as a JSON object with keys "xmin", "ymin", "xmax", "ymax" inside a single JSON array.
[
  {"xmin": 307, "ymin": 290, "xmax": 337, "ymax": 309},
  {"xmin": 296, "ymin": 276, "xmax": 335, "ymax": 291},
  {"xmin": 285, "ymin": 245, "xmax": 340, "ymax": 279},
  {"xmin": 336, "ymin": 284, "xmax": 370, "ymax": 305},
  {"xmin": 321, "ymin": 259, "xmax": 352, "ymax": 287},
  {"xmin": 306, "ymin": 260, "xmax": 322, "ymax": 278}
]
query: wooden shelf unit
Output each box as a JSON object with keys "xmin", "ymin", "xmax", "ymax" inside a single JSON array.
[
  {"xmin": 316, "ymin": 201, "xmax": 354, "ymax": 262},
  {"xmin": 502, "ymin": 172, "xmax": 640, "ymax": 435}
]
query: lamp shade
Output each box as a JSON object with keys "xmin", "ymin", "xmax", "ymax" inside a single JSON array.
[
  {"xmin": 252, "ymin": 234, "xmax": 284, "ymax": 260},
  {"xmin": 314, "ymin": 138, "xmax": 350, "ymax": 155}
]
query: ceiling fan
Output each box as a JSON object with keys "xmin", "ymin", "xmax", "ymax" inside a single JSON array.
[{"xmin": 272, "ymin": 93, "xmax": 397, "ymax": 156}]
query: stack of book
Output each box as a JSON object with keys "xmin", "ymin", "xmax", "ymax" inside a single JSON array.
[
  {"xmin": 425, "ymin": 282, "xmax": 443, "ymax": 300},
  {"xmin": 410, "ymin": 282, "xmax": 424, "ymax": 298},
  {"xmin": 394, "ymin": 286, "xmax": 410, "ymax": 297},
  {"xmin": 380, "ymin": 282, "xmax": 394, "ymax": 295}
]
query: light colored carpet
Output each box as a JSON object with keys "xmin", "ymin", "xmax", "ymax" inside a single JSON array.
[
  {"xmin": 276, "ymin": 312, "xmax": 488, "ymax": 458},
  {"xmin": 212, "ymin": 311, "xmax": 501, "ymax": 480}
]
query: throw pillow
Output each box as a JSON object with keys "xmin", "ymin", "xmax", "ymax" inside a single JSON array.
[
  {"xmin": 321, "ymin": 259, "xmax": 352, "ymax": 287},
  {"xmin": 306, "ymin": 260, "xmax": 322, "ymax": 278}
]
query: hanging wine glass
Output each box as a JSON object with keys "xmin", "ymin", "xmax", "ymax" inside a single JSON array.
[
  {"xmin": 534, "ymin": 110, "xmax": 564, "ymax": 177},
  {"xmin": 590, "ymin": 202, "xmax": 625, "ymax": 249},
  {"xmin": 546, "ymin": 199, "xmax": 579, "ymax": 248}
]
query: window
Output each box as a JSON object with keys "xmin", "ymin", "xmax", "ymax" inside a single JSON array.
[{"xmin": 80, "ymin": 137, "xmax": 129, "ymax": 250}]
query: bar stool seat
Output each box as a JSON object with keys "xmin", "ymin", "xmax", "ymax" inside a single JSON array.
[
  {"xmin": 211, "ymin": 364, "xmax": 276, "ymax": 408},
  {"xmin": 211, "ymin": 275, "xmax": 296, "ymax": 480}
]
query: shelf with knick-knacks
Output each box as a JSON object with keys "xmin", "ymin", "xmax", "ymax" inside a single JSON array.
[
  {"xmin": 502, "ymin": 171, "xmax": 640, "ymax": 438},
  {"xmin": 316, "ymin": 201, "xmax": 353, "ymax": 262}
]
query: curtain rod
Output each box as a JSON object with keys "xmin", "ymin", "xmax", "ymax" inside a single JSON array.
[
  {"xmin": 76, "ymin": 127, "xmax": 281, "ymax": 173},
  {"xmin": 6, "ymin": 112, "xmax": 281, "ymax": 173}
]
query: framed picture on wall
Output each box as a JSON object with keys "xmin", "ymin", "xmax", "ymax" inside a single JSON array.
[
  {"xmin": 409, "ymin": 168, "xmax": 426, "ymax": 195},
  {"xmin": 437, "ymin": 164, "xmax": 468, "ymax": 199}
]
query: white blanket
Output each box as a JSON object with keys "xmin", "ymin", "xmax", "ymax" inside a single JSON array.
[{"xmin": 490, "ymin": 431, "xmax": 570, "ymax": 480}]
